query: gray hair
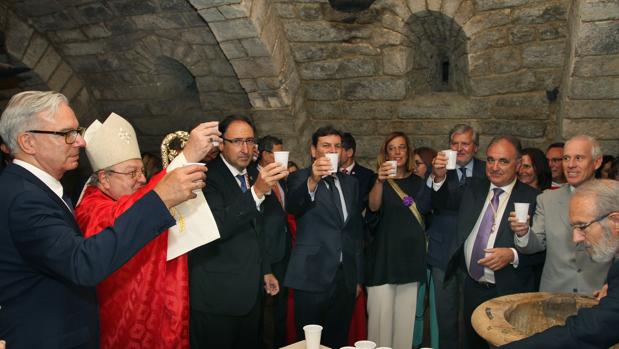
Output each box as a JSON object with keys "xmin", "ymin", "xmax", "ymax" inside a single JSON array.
[
  {"xmin": 573, "ymin": 179, "xmax": 619, "ymax": 216},
  {"xmin": 0, "ymin": 91, "xmax": 68, "ymax": 155},
  {"xmin": 565, "ymin": 135, "xmax": 602, "ymax": 160},
  {"xmin": 448, "ymin": 124, "xmax": 479, "ymax": 146},
  {"xmin": 487, "ymin": 135, "xmax": 523, "ymax": 158}
]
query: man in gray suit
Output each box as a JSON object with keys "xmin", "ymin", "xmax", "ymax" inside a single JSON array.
[{"xmin": 510, "ymin": 135, "xmax": 610, "ymax": 295}]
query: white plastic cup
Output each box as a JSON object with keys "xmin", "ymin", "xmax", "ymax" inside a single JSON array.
[
  {"xmin": 386, "ymin": 160, "xmax": 397, "ymax": 177},
  {"xmin": 303, "ymin": 324, "xmax": 323, "ymax": 349},
  {"xmin": 443, "ymin": 149, "xmax": 457, "ymax": 170},
  {"xmin": 273, "ymin": 151, "xmax": 289, "ymax": 167},
  {"xmin": 354, "ymin": 340, "xmax": 377, "ymax": 349},
  {"xmin": 184, "ymin": 163, "xmax": 206, "ymax": 192},
  {"xmin": 514, "ymin": 203, "xmax": 530, "ymax": 223},
  {"xmin": 326, "ymin": 153, "xmax": 339, "ymax": 174}
]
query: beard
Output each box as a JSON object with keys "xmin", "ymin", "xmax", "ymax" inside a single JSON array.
[{"xmin": 588, "ymin": 223, "xmax": 619, "ymax": 263}]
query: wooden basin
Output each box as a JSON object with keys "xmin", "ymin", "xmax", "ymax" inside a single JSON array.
[{"xmin": 471, "ymin": 292, "xmax": 617, "ymax": 347}]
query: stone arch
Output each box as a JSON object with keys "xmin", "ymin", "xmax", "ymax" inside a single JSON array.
[{"xmin": 0, "ymin": 5, "xmax": 95, "ymax": 118}]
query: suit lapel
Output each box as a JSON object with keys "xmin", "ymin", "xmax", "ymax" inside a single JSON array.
[
  {"xmin": 556, "ymin": 186, "xmax": 571, "ymax": 227},
  {"xmin": 338, "ymin": 172, "xmax": 353, "ymax": 226}
]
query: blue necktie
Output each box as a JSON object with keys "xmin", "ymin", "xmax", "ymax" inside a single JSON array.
[
  {"xmin": 469, "ymin": 188, "xmax": 503, "ymax": 280},
  {"xmin": 459, "ymin": 167, "xmax": 467, "ymax": 185},
  {"xmin": 236, "ymin": 174, "xmax": 248, "ymax": 193}
]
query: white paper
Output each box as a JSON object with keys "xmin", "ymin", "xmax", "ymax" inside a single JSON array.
[{"xmin": 166, "ymin": 153, "xmax": 220, "ymax": 260}]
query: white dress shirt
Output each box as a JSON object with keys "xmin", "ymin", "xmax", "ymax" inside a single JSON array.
[{"xmin": 220, "ymin": 155, "xmax": 264, "ymax": 210}]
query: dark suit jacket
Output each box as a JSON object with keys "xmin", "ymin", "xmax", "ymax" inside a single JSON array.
[
  {"xmin": 189, "ymin": 155, "xmax": 267, "ymax": 316},
  {"xmin": 259, "ymin": 179, "xmax": 290, "ymax": 265},
  {"xmin": 427, "ymin": 158, "xmax": 486, "ymax": 270},
  {"xmin": 348, "ymin": 162, "xmax": 376, "ymax": 209},
  {"xmin": 0, "ymin": 164, "xmax": 175, "ymax": 349},
  {"xmin": 501, "ymin": 260, "xmax": 619, "ymax": 349},
  {"xmin": 284, "ymin": 168, "xmax": 364, "ymax": 292},
  {"xmin": 445, "ymin": 178, "xmax": 541, "ymax": 295}
]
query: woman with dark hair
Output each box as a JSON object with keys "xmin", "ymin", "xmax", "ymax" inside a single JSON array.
[
  {"xmin": 596, "ymin": 155, "xmax": 615, "ymax": 179},
  {"xmin": 518, "ymin": 147, "xmax": 552, "ymax": 190},
  {"xmin": 365, "ymin": 132, "xmax": 430, "ymax": 349},
  {"xmin": 413, "ymin": 146, "xmax": 437, "ymax": 178}
]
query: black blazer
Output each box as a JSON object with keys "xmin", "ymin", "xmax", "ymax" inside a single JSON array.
[
  {"xmin": 284, "ymin": 168, "xmax": 364, "ymax": 292},
  {"xmin": 445, "ymin": 178, "xmax": 540, "ymax": 295},
  {"xmin": 501, "ymin": 260, "xmax": 619, "ymax": 349},
  {"xmin": 348, "ymin": 162, "xmax": 376, "ymax": 209},
  {"xmin": 259, "ymin": 179, "xmax": 290, "ymax": 265},
  {"xmin": 0, "ymin": 164, "xmax": 175, "ymax": 349},
  {"xmin": 189, "ymin": 155, "xmax": 267, "ymax": 316},
  {"xmin": 427, "ymin": 158, "xmax": 486, "ymax": 270}
]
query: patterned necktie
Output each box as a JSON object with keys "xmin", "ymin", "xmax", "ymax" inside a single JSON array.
[
  {"xmin": 459, "ymin": 167, "xmax": 467, "ymax": 185},
  {"xmin": 236, "ymin": 174, "xmax": 248, "ymax": 193},
  {"xmin": 469, "ymin": 188, "xmax": 503, "ymax": 280}
]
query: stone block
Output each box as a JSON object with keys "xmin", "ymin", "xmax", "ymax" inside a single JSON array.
[
  {"xmin": 342, "ymin": 101, "xmax": 399, "ymax": 119},
  {"xmin": 47, "ymin": 62, "xmax": 73, "ymax": 91},
  {"xmin": 76, "ymin": 2, "xmax": 115, "ymax": 23},
  {"xmin": 370, "ymin": 28, "xmax": 409, "ymax": 47},
  {"xmin": 454, "ymin": 0, "xmax": 475, "ymax": 26},
  {"xmin": 399, "ymin": 92, "xmax": 482, "ymax": 118},
  {"xmin": 573, "ymin": 54, "xmax": 619, "ymax": 78},
  {"xmin": 469, "ymin": 27, "xmax": 508, "ymax": 52},
  {"xmin": 291, "ymin": 43, "xmax": 379, "ymax": 62},
  {"xmin": 427, "ymin": 0, "xmax": 441, "ymax": 11},
  {"xmin": 189, "ymin": 0, "xmax": 242, "ymax": 10},
  {"xmin": 469, "ymin": 47, "xmax": 522, "ymax": 76},
  {"xmin": 104, "ymin": 17, "xmax": 137, "ymax": 34},
  {"xmin": 241, "ymin": 37, "xmax": 270, "ymax": 57},
  {"xmin": 305, "ymin": 101, "xmax": 343, "ymax": 118},
  {"xmin": 299, "ymin": 56, "xmax": 378, "ymax": 80},
  {"xmin": 82, "ymin": 23, "xmax": 112, "ymax": 39},
  {"xmin": 463, "ymin": 9, "xmax": 510, "ymax": 36},
  {"xmin": 576, "ymin": 21, "xmax": 619, "ymax": 56},
  {"xmin": 442, "ymin": 0, "xmax": 462, "ymax": 17},
  {"xmin": 34, "ymin": 47, "xmax": 62, "ymax": 82},
  {"xmin": 198, "ymin": 8, "xmax": 225, "ymax": 22},
  {"xmin": 381, "ymin": 12, "xmax": 406, "ymax": 34},
  {"xmin": 22, "ymin": 33, "xmax": 49, "ymax": 68},
  {"xmin": 474, "ymin": 0, "xmax": 529, "ymax": 11},
  {"xmin": 297, "ymin": 3, "xmax": 323, "ymax": 20},
  {"xmin": 469, "ymin": 70, "xmax": 537, "ymax": 96},
  {"xmin": 210, "ymin": 58, "xmax": 238, "ymax": 76},
  {"xmin": 220, "ymin": 40, "xmax": 247, "ymax": 59},
  {"xmin": 219, "ymin": 3, "xmax": 250, "ymax": 19},
  {"xmin": 61, "ymin": 75, "xmax": 83, "ymax": 101},
  {"xmin": 209, "ymin": 18, "xmax": 257, "ymax": 42},
  {"xmin": 512, "ymin": 2, "xmax": 567, "ymax": 25},
  {"xmin": 374, "ymin": 0, "xmax": 412, "ymax": 19},
  {"xmin": 563, "ymin": 118, "xmax": 619, "ymax": 140},
  {"xmin": 161, "ymin": 0, "xmax": 195, "ymax": 11},
  {"xmin": 133, "ymin": 14, "xmax": 185, "ymax": 30},
  {"xmin": 509, "ymin": 25, "xmax": 536, "ymax": 44},
  {"xmin": 565, "ymin": 99, "xmax": 619, "ymax": 119},
  {"xmin": 274, "ymin": 3, "xmax": 297, "ymax": 18},
  {"xmin": 343, "ymin": 77, "xmax": 407, "ymax": 101},
  {"xmin": 483, "ymin": 92, "xmax": 550, "ymax": 119},
  {"xmin": 180, "ymin": 28, "xmax": 218, "ymax": 44},
  {"xmin": 284, "ymin": 20, "xmax": 369, "ymax": 42},
  {"xmin": 383, "ymin": 46, "xmax": 413, "ymax": 75},
  {"xmin": 481, "ymin": 120, "xmax": 547, "ymax": 138},
  {"xmin": 406, "ymin": 0, "xmax": 427, "ymax": 14},
  {"xmin": 5, "ymin": 16, "xmax": 34, "ymax": 59},
  {"xmin": 304, "ymin": 81, "xmax": 340, "ymax": 101},
  {"xmin": 539, "ymin": 23, "xmax": 567, "ymax": 41},
  {"xmin": 109, "ymin": 0, "xmax": 157, "ymax": 16},
  {"xmin": 54, "ymin": 29, "xmax": 87, "ymax": 42},
  {"xmin": 581, "ymin": 0, "xmax": 619, "ymax": 22},
  {"xmin": 523, "ymin": 41, "xmax": 566, "ymax": 68},
  {"xmin": 231, "ymin": 57, "xmax": 278, "ymax": 78},
  {"xmin": 570, "ymin": 76, "xmax": 619, "ymax": 99}
]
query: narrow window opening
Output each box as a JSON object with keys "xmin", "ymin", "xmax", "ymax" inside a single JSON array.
[{"xmin": 442, "ymin": 60, "xmax": 450, "ymax": 83}]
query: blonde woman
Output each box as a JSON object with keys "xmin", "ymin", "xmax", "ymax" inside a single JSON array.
[{"xmin": 365, "ymin": 132, "xmax": 430, "ymax": 349}]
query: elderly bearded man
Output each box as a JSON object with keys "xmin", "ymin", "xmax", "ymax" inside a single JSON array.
[{"xmin": 75, "ymin": 113, "xmax": 221, "ymax": 349}]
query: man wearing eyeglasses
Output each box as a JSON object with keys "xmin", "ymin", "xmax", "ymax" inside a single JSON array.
[
  {"xmin": 546, "ymin": 142, "xmax": 567, "ymax": 189},
  {"xmin": 0, "ymin": 91, "xmax": 206, "ymax": 349},
  {"xmin": 74, "ymin": 112, "xmax": 221, "ymax": 349},
  {"xmin": 189, "ymin": 115, "xmax": 288, "ymax": 348},
  {"xmin": 510, "ymin": 135, "xmax": 610, "ymax": 296},
  {"xmin": 502, "ymin": 179, "xmax": 619, "ymax": 348}
]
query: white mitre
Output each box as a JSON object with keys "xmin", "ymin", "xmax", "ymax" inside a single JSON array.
[{"xmin": 84, "ymin": 112, "xmax": 141, "ymax": 171}]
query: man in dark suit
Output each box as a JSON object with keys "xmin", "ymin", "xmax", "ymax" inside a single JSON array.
[
  {"xmin": 502, "ymin": 179, "xmax": 619, "ymax": 348},
  {"xmin": 189, "ymin": 115, "xmax": 288, "ymax": 349},
  {"xmin": 285, "ymin": 126, "xmax": 365, "ymax": 349},
  {"xmin": 341, "ymin": 132, "xmax": 376, "ymax": 210},
  {"xmin": 442, "ymin": 135, "xmax": 540, "ymax": 349},
  {"xmin": 0, "ymin": 91, "xmax": 205, "ymax": 349},
  {"xmin": 256, "ymin": 135, "xmax": 290, "ymax": 349},
  {"xmin": 426, "ymin": 124, "xmax": 485, "ymax": 349}
]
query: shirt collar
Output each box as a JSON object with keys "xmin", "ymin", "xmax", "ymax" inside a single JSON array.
[
  {"xmin": 489, "ymin": 177, "xmax": 517, "ymax": 196},
  {"xmin": 13, "ymin": 159, "xmax": 65, "ymax": 198},
  {"xmin": 220, "ymin": 154, "xmax": 247, "ymax": 177},
  {"xmin": 342, "ymin": 161, "xmax": 355, "ymax": 173}
]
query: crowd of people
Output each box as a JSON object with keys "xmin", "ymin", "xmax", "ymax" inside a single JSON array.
[{"xmin": 0, "ymin": 90, "xmax": 618, "ymax": 349}]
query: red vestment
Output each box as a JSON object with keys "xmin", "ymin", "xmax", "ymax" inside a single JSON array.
[{"xmin": 76, "ymin": 171, "xmax": 189, "ymax": 349}]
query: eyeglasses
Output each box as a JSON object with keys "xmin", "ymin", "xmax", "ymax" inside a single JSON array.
[
  {"xmin": 106, "ymin": 167, "xmax": 146, "ymax": 179},
  {"xmin": 27, "ymin": 127, "xmax": 86, "ymax": 144},
  {"xmin": 223, "ymin": 137, "xmax": 256, "ymax": 147},
  {"xmin": 571, "ymin": 212, "xmax": 614, "ymax": 233},
  {"xmin": 547, "ymin": 157, "xmax": 563, "ymax": 163}
]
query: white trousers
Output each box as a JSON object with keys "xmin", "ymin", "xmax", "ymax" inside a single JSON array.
[{"xmin": 367, "ymin": 282, "xmax": 418, "ymax": 349}]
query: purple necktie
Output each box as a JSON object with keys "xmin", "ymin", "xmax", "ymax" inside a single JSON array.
[{"xmin": 469, "ymin": 187, "xmax": 503, "ymax": 280}]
